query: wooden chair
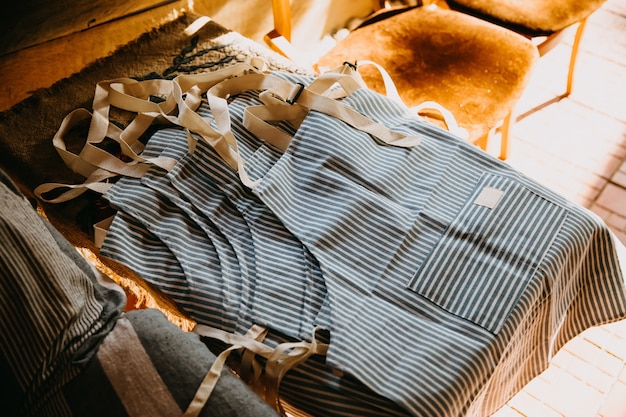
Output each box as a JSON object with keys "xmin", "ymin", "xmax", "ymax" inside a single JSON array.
[
  {"xmin": 445, "ymin": 0, "xmax": 606, "ymax": 96},
  {"xmin": 265, "ymin": 0, "xmax": 539, "ymax": 160}
]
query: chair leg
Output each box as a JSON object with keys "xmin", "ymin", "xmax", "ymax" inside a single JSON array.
[
  {"xmin": 474, "ymin": 131, "xmax": 490, "ymax": 152},
  {"xmin": 498, "ymin": 111, "xmax": 513, "ymax": 160},
  {"xmin": 471, "ymin": 111, "xmax": 513, "ymax": 160},
  {"xmin": 566, "ymin": 17, "xmax": 589, "ymax": 96}
]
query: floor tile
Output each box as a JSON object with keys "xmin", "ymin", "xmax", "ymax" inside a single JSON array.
[
  {"xmin": 597, "ymin": 380, "xmax": 626, "ymax": 417},
  {"xmin": 501, "ymin": 0, "xmax": 626, "ymax": 414}
]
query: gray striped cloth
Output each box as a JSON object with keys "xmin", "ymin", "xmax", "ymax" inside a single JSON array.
[
  {"xmin": 0, "ymin": 169, "xmax": 125, "ymax": 416},
  {"xmin": 246, "ymin": 84, "xmax": 626, "ymax": 416}
]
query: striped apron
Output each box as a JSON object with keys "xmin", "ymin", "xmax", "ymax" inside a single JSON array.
[
  {"xmin": 100, "ymin": 96, "xmax": 410, "ymax": 416},
  {"xmin": 100, "ymin": 69, "xmax": 626, "ymax": 416},
  {"xmin": 227, "ymin": 79, "xmax": 626, "ymax": 416}
]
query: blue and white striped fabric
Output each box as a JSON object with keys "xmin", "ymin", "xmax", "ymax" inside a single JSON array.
[
  {"xmin": 236, "ymin": 81, "xmax": 626, "ymax": 416},
  {"xmin": 100, "ymin": 101, "xmax": 410, "ymax": 417},
  {"xmin": 163, "ymin": 130, "xmax": 332, "ymax": 340},
  {"xmin": 103, "ymin": 127, "xmax": 247, "ymax": 334},
  {"xmin": 164, "ymin": 75, "xmax": 334, "ymax": 341},
  {"xmin": 109, "ymin": 100, "xmax": 332, "ymax": 340},
  {"xmin": 99, "ymin": 70, "xmax": 626, "ymax": 417}
]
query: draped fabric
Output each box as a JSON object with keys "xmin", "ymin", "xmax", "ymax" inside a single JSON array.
[{"xmin": 240, "ymin": 85, "xmax": 626, "ymax": 415}]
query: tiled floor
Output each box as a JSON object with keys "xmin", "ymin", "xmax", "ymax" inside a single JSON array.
[
  {"xmin": 488, "ymin": 0, "xmax": 626, "ymax": 416},
  {"xmin": 500, "ymin": 0, "xmax": 626, "ymax": 242}
]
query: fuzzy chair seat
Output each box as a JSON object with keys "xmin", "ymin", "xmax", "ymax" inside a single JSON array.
[
  {"xmin": 444, "ymin": 0, "xmax": 606, "ymax": 100},
  {"xmin": 445, "ymin": 0, "xmax": 606, "ymax": 37},
  {"xmin": 316, "ymin": 5, "xmax": 539, "ymax": 156}
]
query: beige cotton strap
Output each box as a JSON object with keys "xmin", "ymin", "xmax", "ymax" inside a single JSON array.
[
  {"xmin": 192, "ymin": 324, "xmax": 329, "ymax": 414},
  {"xmin": 34, "ymin": 168, "xmax": 115, "ymax": 203},
  {"xmin": 355, "ymin": 60, "xmax": 404, "ymax": 104},
  {"xmin": 297, "ymin": 86, "xmax": 423, "ymax": 147},
  {"xmin": 204, "ymin": 72, "xmax": 422, "ymax": 188},
  {"xmin": 48, "ymin": 108, "xmax": 119, "ymax": 178},
  {"xmin": 37, "ymin": 79, "xmax": 179, "ymax": 205},
  {"xmin": 411, "ymin": 101, "xmax": 469, "ymax": 140},
  {"xmin": 94, "ymin": 215, "xmax": 115, "ymax": 249},
  {"xmin": 263, "ymin": 327, "xmax": 329, "ymax": 414},
  {"xmin": 307, "ymin": 63, "xmax": 367, "ymax": 98},
  {"xmin": 184, "ymin": 324, "xmax": 269, "ymax": 417},
  {"xmin": 169, "ymin": 62, "xmax": 265, "ymax": 171},
  {"xmin": 236, "ymin": 324, "xmax": 270, "ymax": 389},
  {"xmin": 174, "ymin": 62, "xmax": 263, "ymax": 94},
  {"xmin": 170, "ymin": 62, "xmax": 364, "ymax": 173},
  {"xmin": 34, "ymin": 108, "xmax": 121, "ymax": 203},
  {"xmin": 208, "ymin": 72, "xmax": 420, "ymax": 148},
  {"xmin": 80, "ymin": 78, "xmax": 180, "ymax": 176},
  {"xmin": 37, "ymin": 62, "xmax": 262, "ymax": 205},
  {"xmin": 34, "ymin": 107, "xmax": 159, "ymax": 203},
  {"xmin": 193, "ymin": 324, "xmax": 275, "ymax": 358},
  {"xmin": 182, "ymin": 346, "xmax": 237, "ymax": 417},
  {"xmin": 243, "ymin": 105, "xmax": 302, "ymax": 152},
  {"xmin": 251, "ymin": 65, "xmax": 368, "ymax": 137},
  {"xmin": 354, "ymin": 61, "xmax": 466, "ymax": 139},
  {"xmin": 321, "ymin": 61, "xmax": 465, "ymax": 139}
]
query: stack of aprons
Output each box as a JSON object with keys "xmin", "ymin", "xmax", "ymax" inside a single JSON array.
[
  {"xmin": 99, "ymin": 70, "xmax": 626, "ymax": 417},
  {"xmin": 99, "ymin": 72, "xmax": 410, "ymax": 417}
]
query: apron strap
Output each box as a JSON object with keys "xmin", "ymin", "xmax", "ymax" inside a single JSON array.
[
  {"xmin": 184, "ymin": 324, "xmax": 268, "ymax": 417},
  {"xmin": 192, "ymin": 324, "xmax": 328, "ymax": 415},
  {"xmin": 36, "ymin": 60, "xmax": 266, "ymax": 204},
  {"xmin": 169, "ymin": 62, "xmax": 266, "ymax": 171},
  {"xmin": 204, "ymin": 71, "xmax": 423, "ymax": 188}
]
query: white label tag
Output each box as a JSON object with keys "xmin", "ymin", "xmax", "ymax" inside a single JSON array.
[{"xmin": 474, "ymin": 187, "xmax": 504, "ymax": 209}]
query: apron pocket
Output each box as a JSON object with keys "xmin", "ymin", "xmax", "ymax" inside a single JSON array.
[{"xmin": 408, "ymin": 173, "xmax": 568, "ymax": 334}]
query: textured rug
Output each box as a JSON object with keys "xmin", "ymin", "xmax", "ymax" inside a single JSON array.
[{"xmin": 0, "ymin": 14, "xmax": 308, "ymax": 325}]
